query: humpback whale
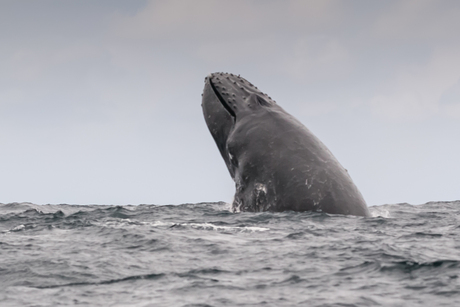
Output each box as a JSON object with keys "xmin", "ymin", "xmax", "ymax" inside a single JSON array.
[{"xmin": 202, "ymin": 72, "xmax": 369, "ymax": 217}]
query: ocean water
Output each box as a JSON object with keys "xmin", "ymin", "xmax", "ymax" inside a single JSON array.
[{"xmin": 1, "ymin": 201, "xmax": 459, "ymax": 306}]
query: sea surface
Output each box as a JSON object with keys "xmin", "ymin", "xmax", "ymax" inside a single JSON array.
[{"xmin": 1, "ymin": 201, "xmax": 459, "ymax": 306}]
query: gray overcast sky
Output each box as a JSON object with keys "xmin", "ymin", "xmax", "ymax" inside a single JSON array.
[{"xmin": 1, "ymin": 0, "xmax": 459, "ymax": 206}]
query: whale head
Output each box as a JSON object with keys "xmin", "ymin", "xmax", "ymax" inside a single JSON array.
[{"xmin": 202, "ymin": 72, "xmax": 277, "ymax": 177}]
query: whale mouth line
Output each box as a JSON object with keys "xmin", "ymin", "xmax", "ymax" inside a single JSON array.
[{"xmin": 209, "ymin": 77, "xmax": 236, "ymax": 119}]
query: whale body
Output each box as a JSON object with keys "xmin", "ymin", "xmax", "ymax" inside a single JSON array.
[{"xmin": 202, "ymin": 72, "xmax": 370, "ymax": 217}]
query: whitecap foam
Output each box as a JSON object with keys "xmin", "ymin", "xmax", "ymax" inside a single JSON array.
[
  {"xmin": 92, "ymin": 218, "xmax": 268, "ymax": 232},
  {"xmin": 369, "ymin": 206, "xmax": 390, "ymax": 218},
  {"xmin": 3, "ymin": 224, "xmax": 26, "ymax": 233},
  {"xmin": 184, "ymin": 222, "xmax": 269, "ymax": 232}
]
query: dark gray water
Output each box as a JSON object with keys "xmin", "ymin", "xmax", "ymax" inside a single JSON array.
[{"xmin": 1, "ymin": 201, "xmax": 459, "ymax": 306}]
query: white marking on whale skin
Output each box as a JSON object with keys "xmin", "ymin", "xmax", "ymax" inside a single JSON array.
[
  {"xmin": 313, "ymin": 200, "xmax": 319, "ymax": 208},
  {"xmin": 233, "ymin": 196, "xmax": 243, "ymax": 213},
  {"xmin": 254, "ymin": 183, "xmax": 267, "ymax": 193}
]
